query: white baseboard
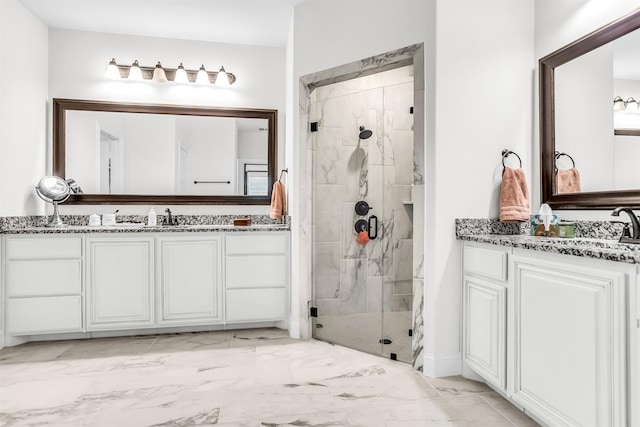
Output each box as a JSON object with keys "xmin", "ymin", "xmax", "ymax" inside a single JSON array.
[
  {"xmin": 288, "ymin": 319, "xmax": 300, "ymax": 339},
  {"xmin": 423, "ymin": 352, "xmax": 462, "ymax": 377}
]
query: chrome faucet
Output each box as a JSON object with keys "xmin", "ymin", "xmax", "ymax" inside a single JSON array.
[
  {"xmin": 611, "ymin": 207, "xmax": 640, "ymax": 243},
  {"xmin": 164, "ymin": 208, "xmax": 177, "ymax": 226}
]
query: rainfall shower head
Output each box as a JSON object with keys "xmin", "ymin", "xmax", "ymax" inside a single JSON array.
[{"xmin": 358, "ymin": 126, "xmax": 372, "ymax": 140}]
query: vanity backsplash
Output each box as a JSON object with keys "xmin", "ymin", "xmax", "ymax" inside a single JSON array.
[
  {"xmin": 456, "ymin": 218, "xmax": 624, "ymax": 241},
  {"xmin": 0, "ymin": 214, "xmax": 289, "ymax": 232}
]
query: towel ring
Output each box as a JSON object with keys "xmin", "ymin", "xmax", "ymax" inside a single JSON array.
[
  {"xmin": 554, "ymin": 151, "xmax": 575, "ymax": 169},
  {"xmin": 501, "ymin": 149, "xmax": 522, "ymax": 169}
]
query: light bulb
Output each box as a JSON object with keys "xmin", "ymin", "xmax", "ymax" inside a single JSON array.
[
  {"xmin": 174, "ymin": 63, "xmax": 189, "ymax": 84},
  {"xmin": 152, "ymin": 62, "xmax": 168, "ymax": 83},
  {"xmin": 196, "ymin": 65, "xmax": 210, "ymax": 85},
  {"xmin": 215, "ymin": 66, "xmax": 230, "ymax": 86},
  {"xmin": 625, "ymin": 97, "xmax": 639, "ymax": 113},
  {"xmin": 105, "ymin": 58, "xmax": 121, "ymax": 79},
  {"xmin": 128, "ymin": 60, "xmax": 143, "ymax": 81},
  {"xmin": 613, "ymin": 96, "xmax": 625, "ymax": 112}
]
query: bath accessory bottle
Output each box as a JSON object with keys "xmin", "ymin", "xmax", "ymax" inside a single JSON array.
[
  {"xmin": 89, "ymin": 213, "xmax": 101, "ymax": 227},
  {"xmin": 148, "ymin": 208, "xmax": 157, "ymax": 226}
]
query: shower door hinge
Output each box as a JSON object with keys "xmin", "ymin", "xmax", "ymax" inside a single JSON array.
[
  {"xmin": 310, "ymin": 307, "xmax": 318, "ymax": 318},
  {"xmin": 409, "ymin": 106, "xmax": 414, "ymax": 114},
  {"xmin": 310, "ymin": 122, "xmax": 318, "ymax": 132},
  {"xmin": 390, "ymin": 353, "xmax": 397, "ymax": 361},
  {"xmin": 408, "ymin": 329, "xmax": 413, "ymax": 337}
]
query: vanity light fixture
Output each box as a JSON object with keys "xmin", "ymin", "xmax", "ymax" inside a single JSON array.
[
  {"xmin": 128, "ymin": 60, "xmax": 143, "ymax": 81},
  {"xmin": 195, "ymin": 65, "xmax": 210, "ymax": 85},
  {"xmin": 151, "ymin": 62, "xmax": 168, "ymax": 83},
  {"xmin": 174, "ymin": 63, "xmax": 189, "ymax": 84},
  {"xmin": 105, "ymin": 58, "xmax": 121, "ymax": 79},
  {"xmin": 613, "ymin": 96, "xmax": 640, "ymax": 113},
  {"xmin": 215, "ymin": 66, "xmax": 230, "ymax": 86},
  {"xmin": 613, "ymin": 96, "xmax": 626, "ymax": 112},
  {"xmin": 104, "ymin": 58, "xmax": 236, "ymax": 86},
  {"xmin": 625, "ymin": 97, "xmax": 639, "ymax": 113}
]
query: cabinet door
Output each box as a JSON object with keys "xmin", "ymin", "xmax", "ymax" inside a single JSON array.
[
  {"xmin": 87, "ymin": 237, "xmax": 154, "ymax": 330},
  {"xmin": 513, "ymin": 256, "xmax": 627, "ymax": 427},
  {"xmin": 463, "ymin": 275, "xmax": 506, "ymax": 391},
  {"xmin": 158, "ymin": 236, "xmax": 222, "ymax": 325}
]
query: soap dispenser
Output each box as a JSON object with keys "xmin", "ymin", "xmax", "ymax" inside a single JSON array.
[{"xmin": 148, "ymin": 208, "xmax": 157, "ymax": 226}]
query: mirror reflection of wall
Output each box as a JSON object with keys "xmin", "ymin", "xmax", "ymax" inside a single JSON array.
[
  {"xmin": 99, "ymin": 130, "xmax": 122, "ymax": 194},
  {"xmin": 65, "ymin": 111, "xmax": 269, "ymax": 196},
  {"xmin": 236, "ymin": 121, "xmax": 269, "ymax": 195},
  {"xmin": 554, "ymin": 27, "xmax": 640, "ymax": 194}
]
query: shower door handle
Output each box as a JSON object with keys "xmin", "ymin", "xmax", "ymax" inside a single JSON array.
[{"xmin": 368, "ymin": 215, "xmax": 378, "ymax": 240}]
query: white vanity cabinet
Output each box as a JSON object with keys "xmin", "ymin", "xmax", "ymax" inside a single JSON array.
[
  {"xmin": 157, "ymin": 235, "xmax": 223, "ymax": 326},
  {"xmin": 86, "ymin": 236, "xmax": 154, "ymax": 330},
  {"xmin": 462, "ymin": 241, "xmax": 636, "ymax": 427},
  {"xmin": 512, "ymin": 250, "xmax": 629, "ymax": 427},
  {"xmin": 2, "ymin": 229, "xmax": 291, "ymax": 344},
  {"xmin": 462, "ymin": 243, "xmax": 509, "ymax": 392},
  {"xmin": 225, "ymin": 232, "xmax": 288, "ymax": 323},
  {"xmin": 4, "ymin": 235, "xmax": 83, "ymax": 335}
]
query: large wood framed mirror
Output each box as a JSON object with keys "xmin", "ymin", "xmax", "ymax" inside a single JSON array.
[
  {"xmin": 540, "ymin": 8, "xmax": 640, "ymax": 209},
  {"xmin": 53, "ymin": 98, "xmax": 277, "ymax": 205}
]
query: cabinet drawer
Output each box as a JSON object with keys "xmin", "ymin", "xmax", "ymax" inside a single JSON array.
[
  {"xmin": 226, "ymin": 233, "xmax": 287, "ymax": 254},
  {"xmin": 6, "ymin": 236, "xmax": 82, "ymax": 259},
  {"xmin": 226, "ymin": 288, "xmax": 286, "ymax": 322},
  {"xmin": 226, "ymin": 255, "xmax": 286, "ymax": 289},
  {"xmin": 7, "ymin": 296, "xmax": 82, "ymax": 334},
  {"xmin": 464, "ymin": 245, "xmax": 507, "ymax": 281},
  {"xmin": 6, "ymin": 260, "xmax": 82, "ymax": 296}
]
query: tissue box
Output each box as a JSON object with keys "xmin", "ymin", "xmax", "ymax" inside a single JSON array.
[{"xmin": 233, "ymin": 217, "xmax": 251, "ymax": 226}]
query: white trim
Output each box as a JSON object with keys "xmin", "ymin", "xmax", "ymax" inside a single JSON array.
[
  {"xmin": 0, "ymin": 330, "xmax": 4, "ymax": 350},
  {"xmin": 288, "ymin": 318, "xmax": 300, "ymax": 339},
  {"xmin": 422, "ymin": 352, "xmax": 462, "ymax": 377}
]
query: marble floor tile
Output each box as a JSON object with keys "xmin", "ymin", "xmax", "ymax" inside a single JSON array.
[
  {"xmin": 425, "ymin": 374, "xmax": 493, "ymax": 397},
  {"xmin": 479, "ymin": 391, "xmax": 540, "ymax": 427},
  {"xmin": 0, "ymin": 328, "xmax": 537, "ymax": 427}
]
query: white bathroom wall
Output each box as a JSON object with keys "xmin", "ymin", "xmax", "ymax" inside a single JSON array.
[
  {"xmin": 291, "ymin": 0, "xmax": 534, "ymax": 376},
  {"xmin": 178, "ymin": 117, "xmax": 237, "ymax": 195},
  {"xmin": 0, "ymin": 0, "xmax": 49, "ymax": 217},
  {"xmin": 289, "ymin": 0, "xmax": 436, "ymax": 357},
  {"xmin": 122, "ymin": 115, "xmax": 176, "ymax": 194},
  {"xmin": 48, "ymin": 28, "xmax": 286, "ymax": 214},
  {"xmin": 429, "ymin": 0, "xmax": 535, "ymax": 375}
]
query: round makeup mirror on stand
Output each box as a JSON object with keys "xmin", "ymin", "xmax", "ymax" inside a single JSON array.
[{"xmin": 35, "ymin": 176, "xmax": 71, "ymax": 227}]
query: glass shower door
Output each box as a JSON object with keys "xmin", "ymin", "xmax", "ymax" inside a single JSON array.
[{"xmin": 311, "ymin": 65, "xmax": 414, "ymax": 363}]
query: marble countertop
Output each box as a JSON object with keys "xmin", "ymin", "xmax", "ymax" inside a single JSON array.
[
  {"xmin": 458, "ymin": 233, "xmax": 640, "ymax": 264},
  {"xmin": 3, "ymin": 223, "xmax": 291, "ymax": 234}
]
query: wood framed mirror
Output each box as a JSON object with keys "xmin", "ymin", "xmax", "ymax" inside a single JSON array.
[
  {"xmin": 540, "ymin": 8, "xmax": 640, "ymax": 209},
  {"xmin": 53, "ymin": 98, "xmax": 277, "ymax": 205}
]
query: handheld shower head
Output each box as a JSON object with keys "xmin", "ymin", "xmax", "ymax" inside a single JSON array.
[{"xmin": 358, "ymin": 126, "xmax": 372, "ymax": 140}]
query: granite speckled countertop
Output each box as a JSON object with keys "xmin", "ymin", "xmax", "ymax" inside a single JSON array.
[
  {"xmin": 456, "ymin": 218, "xmax": 640, "ymax": 264},
  {"xmin": 0, "ymin": 215, "xmax": 290, "ymax": 234},
  {"xmin": 3, "ymin": 224, "xmax": 291, "ymax": 234}
]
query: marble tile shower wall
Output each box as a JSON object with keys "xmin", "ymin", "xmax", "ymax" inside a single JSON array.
[{"xmin": 311, "ymin": 67, "xmax": 415, "ymax": 329}]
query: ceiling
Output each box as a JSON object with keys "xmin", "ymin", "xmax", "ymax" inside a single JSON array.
[{"xmin": 19, "ymin": 0, "xmax": 310, "ymax": 47}]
